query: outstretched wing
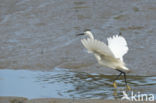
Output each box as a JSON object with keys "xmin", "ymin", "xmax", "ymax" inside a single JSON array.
[
  {"xmin": 81, "ymin": 38, "xmax": 115, "ymax": 61},
  {"xmin": 107, "ymin": 35, "xmax": 129, "ymax": 61}
]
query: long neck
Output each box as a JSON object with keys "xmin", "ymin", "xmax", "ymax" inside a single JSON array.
[{"xmin": 87, "ymin": 32, "xmax": 94, "ymax": 39}]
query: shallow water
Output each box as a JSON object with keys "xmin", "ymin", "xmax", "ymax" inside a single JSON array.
[{"xmin": 0, "ymin": 68, "xmax": 156, "ymax": 99}]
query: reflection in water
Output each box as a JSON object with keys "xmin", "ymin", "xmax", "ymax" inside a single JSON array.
[{"xmin": 0, "ymin": 68, "xmax": 156, "ymax": 99}]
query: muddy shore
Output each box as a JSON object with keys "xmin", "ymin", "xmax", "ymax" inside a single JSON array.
[
  {"xmin": 0, "ymin": 97, "xmax": 155, "ymax": 103},
  {"xmin": 0, "ymin": 0, "xmax": 155, "ymax": 76}
]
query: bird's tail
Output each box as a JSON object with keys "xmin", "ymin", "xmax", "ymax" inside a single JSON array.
[{"xmin": 122, "ymin": 67, "xmax": 131, "ymax": 73}]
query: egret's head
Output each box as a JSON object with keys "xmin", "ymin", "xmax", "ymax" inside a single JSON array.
[
  {"xmin": 76, "ymin": 29, "xmax": 94, "ymax": 39},
  {"xmin": 84, "ymin": 30, "xmax": 92, "ymax": 36}
]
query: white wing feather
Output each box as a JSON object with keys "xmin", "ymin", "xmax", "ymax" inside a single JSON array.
[
  {"xmin": 107, "ymin": 35, "xmax": 129, "ymax": 61},
  {"xmin": 81, "ymin": 38, "xmax": 115, "ymax": 61}
]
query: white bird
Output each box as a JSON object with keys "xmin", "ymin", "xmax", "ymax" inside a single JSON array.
[{"xmin": 76, "ymin": 30, "xmax": 131, "ymax": 90}]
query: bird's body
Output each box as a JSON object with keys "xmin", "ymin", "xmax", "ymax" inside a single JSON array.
[
  {"xmin": 77, "ymin": 30, "xmax": 131, "ymax": 90},
  {"xmin": 80, "ymin": 31, "xmax": 129, "ymax": 72}
]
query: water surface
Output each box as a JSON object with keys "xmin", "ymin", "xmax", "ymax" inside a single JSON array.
[{"xmin": 0, "ymin": 68, "xmax": 156, "ymax": 99}]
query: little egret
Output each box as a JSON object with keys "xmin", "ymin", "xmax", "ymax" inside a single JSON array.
[{"xmin": 76, "ymin": 30, "xmax": 131, "ymax": 90}]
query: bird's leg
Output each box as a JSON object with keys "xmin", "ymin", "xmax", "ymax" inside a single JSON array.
[
  {"xmin": 113, "ymin": 71, "xmax": 122, "ymax": 88},
  {"xmin": 123, "ymin": 72, "xmax": 131, "ymax": 90}
]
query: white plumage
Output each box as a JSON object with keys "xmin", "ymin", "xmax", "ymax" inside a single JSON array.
[
  {"xmin": 107, "ymin": 35, "xmax": 128, "ymax": 62},
  {"xmin": 80, "ymin": 31, "xmax": 129, "ymax": 72}
]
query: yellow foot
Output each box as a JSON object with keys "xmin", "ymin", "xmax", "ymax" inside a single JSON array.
[
  {"xmin": 113, "ymin": 89, "xmax": 117, "ymax": 96},
  {"xmin": 126, "ymin": 85, "xmax": 131, "ymax": 90},
  {"xmin": 113, "ymin": 81, "xmax": 117, "ymax": 88}
]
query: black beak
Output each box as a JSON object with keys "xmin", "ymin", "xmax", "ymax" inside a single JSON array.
[{"xmin": 76, "ymin": 33, "xmax": 84, "ymax": 36}]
